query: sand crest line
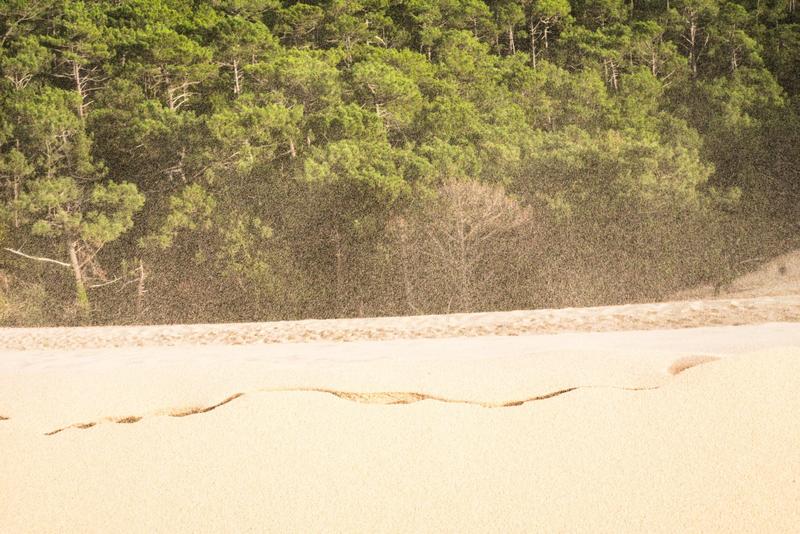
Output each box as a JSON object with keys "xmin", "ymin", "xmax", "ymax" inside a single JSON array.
[
  {"xmin": 668, "ymin": 355, "xmax": 720, "ymax": 375},
  {"xmin": 40, "ymin": 381, "xmax": 688, "ymax": 437},
  {"xmin": 41, "ymin": 354, "xmax": 720, "ymax": 435},
  {"xmin": 44, "ymin": 393, "xmax": 246, "ymax": 436},
  {"xmin": 0, "ymin": 415, "xmax": 8, "ymax": 421}
]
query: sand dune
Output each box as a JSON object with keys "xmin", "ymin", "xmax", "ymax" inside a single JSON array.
[{"xmin": 1, "ymin": 306, "xmax": 800, "ymax": 532}]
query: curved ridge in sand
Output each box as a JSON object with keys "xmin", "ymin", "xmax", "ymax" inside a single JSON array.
[
  {"xmin": 42, "ymin": 353, "xmax": 718, "ymax": 437},
  {"xmin": 41, "ymin": 386, "xmax": 652, "ymax": 436}
]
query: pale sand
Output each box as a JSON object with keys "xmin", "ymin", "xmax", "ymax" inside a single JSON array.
[{"xmin": 1, "ymin": 314, "xmax": 800, "ymax": 531}]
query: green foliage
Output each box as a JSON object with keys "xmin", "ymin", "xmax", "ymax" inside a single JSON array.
[
  {"xmin": 83, "ymin": 181, "xmax": 145, "ymax": 244},
  {"xmin": 17, "ymin": 177, "xmax": 143, "ymax": 244},
  {"xmin": 0, "ymin": 148, "xmax": 34, "ymax": 188},
  {"xmin": 18, "ymin": 177, "xmax": 82, "ymax": 237},
  {"xmin": 304, "ymin": 139, "xmax": 411, "ymax": 204},
  {"xmin": 0, "ymin": 35, "xmax": 52, "ymax": 90},
  {"xmin": 1, "ymin": 0, "xmax": 798, "ymax": 324},
  {"xmin": 49, "ymin": 0, "xmax": 111, "ymax": 65},
  {"xmin": 145, "ymin": 184, "xmax": 216, "ymax": 250},
  {"xmin": 350, "ymin": 59, "xmax": 424, "ymax": 133},
  {"xmin": 248, "ymin": 50, "xmax": 343, "ymax": 111},
  {"xmin": 764, "ymin": 23, "xmax": 800, "ymax": 96},
  {"xmin": 520, "ymin": 125, "xmax": 711, "ymax": 219}
]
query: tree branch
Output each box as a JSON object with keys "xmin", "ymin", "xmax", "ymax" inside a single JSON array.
[
  {"xmin": 3, "ymin": 248, "xmax": 70, "ymax": 267},
  {"xmin": 79, "ymin": 243, "xmax": 104, "ymax": 269},
  {"xmin": 87, "ymin": 277, "xmax": 120, "ymax": 289}
]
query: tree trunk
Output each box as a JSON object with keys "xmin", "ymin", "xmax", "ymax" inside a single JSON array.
[
  {"xmin": 459, "ymin": 242, "xmax": 470, "ymax": 311},
  {"xmin": 455, "ymin": 213, "xmax": 470, "ymax": 312},
  {"xmin": 397, "ymin": 219, "xmax": 416, "ymax": 313},
  {"xmin": 233, "ymin": 59, "xmax": 241, "ymax": 96},
  {"xmin": 136, "ymin": 259, "xmax": 147, "ymax": 320},
  {"xmin": 12, "ymin": 178, "xmax": 19, "ymax": 228},
  {"xmin": 67, "ymin": 239, "xmax": 90, "ymax": 323},
  {"xmin": 608, "ymin": 59, "xmax": 619, "ymax": 90},
  {"xmin": 508, "ymin": 26, "xmax": 515, "ymax": 55},
  {"xmin": 529, "ymin": 19, "xmax": 538, "ymax": 69},
  {"xmin": 333, "ymin": 229, "xmax": 344, "ymax": 317},
  {"xmin": 689, "ymin": 20, "xmax": 698, "ymax": 76},
  {"xmin": 72, "ymin": 60, "xmax": 85, "ymax": 119}
]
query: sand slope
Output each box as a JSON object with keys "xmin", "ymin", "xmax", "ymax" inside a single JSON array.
[
  {"xmin": 2, "ymin": 319, "xmax": 800, "ymax": 533},
  {"xmin": 673, "ymin": 248, "xmax": 800, "ymax": 300}
]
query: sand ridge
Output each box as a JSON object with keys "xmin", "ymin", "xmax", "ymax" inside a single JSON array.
[
  {"xmin": 37, "ymin": 356, "xmax": 719, "ymax": 437},
  {"xmin": 3, "ymin": 324, "xmax": 797, "ymax": 436},
  {"xmin": 40, "ymin": 382, "xmax": 679, "ymax": 437}
]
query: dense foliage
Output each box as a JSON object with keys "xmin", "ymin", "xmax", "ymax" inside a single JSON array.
[{"xmin": 1, "ymin": 0, "xmax": 798, "ymax": 325}]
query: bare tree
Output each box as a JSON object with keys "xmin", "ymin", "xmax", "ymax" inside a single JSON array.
[{"xmin": 389, "ymin": 179, "xmax": 532, "ymax": 313}]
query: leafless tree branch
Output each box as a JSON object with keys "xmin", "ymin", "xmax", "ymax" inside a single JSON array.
[{"xmin": 3, "ymin": 248, "xmax": 70, "ymax": 267}]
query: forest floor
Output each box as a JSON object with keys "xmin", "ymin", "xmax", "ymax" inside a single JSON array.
[{"xmin": 5, "ymin": 247, "xmax": 800, "ymax": 351}]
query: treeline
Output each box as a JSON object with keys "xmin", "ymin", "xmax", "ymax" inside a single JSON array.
[{"xmin": 1, "ymin": 0, "xmax": 798, "ymax": 325}]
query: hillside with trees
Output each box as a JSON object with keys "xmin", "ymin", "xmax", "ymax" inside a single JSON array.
[{"xmin": 1, "ymin": 0, "xmax": 798, "ymax": 325}]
